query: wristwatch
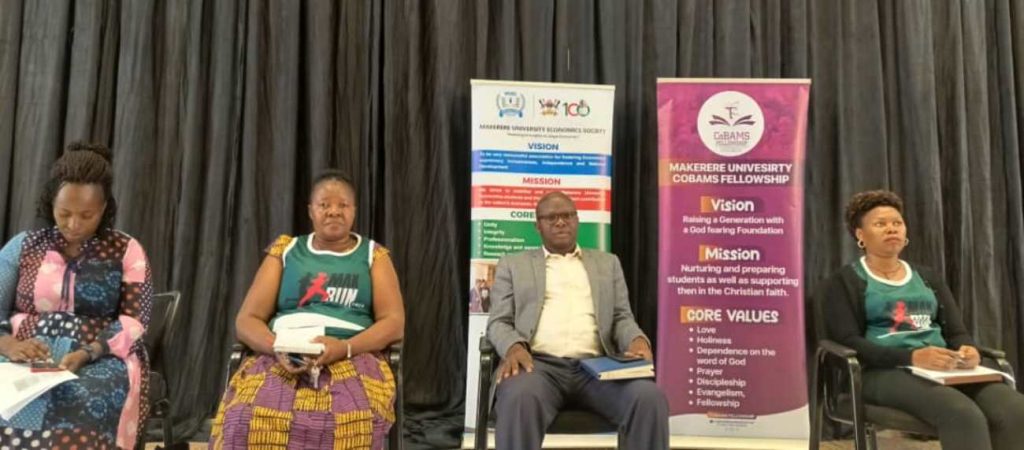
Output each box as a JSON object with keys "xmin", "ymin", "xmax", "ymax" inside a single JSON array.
[{"xmin": 80, "ymin": 344, "xmax": 99, "ymax": 362}]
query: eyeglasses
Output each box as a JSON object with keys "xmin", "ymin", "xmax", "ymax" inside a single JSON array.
[{"xmin": 537, "ymin": 212, "xmax": 578, "ymax": 224}]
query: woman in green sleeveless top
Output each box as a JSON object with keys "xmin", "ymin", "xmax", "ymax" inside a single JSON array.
[
  {"xmin": 821, "ymin": 190, "xmax": 1024, "ymax": 450},
  {"xmin": 211, "ymin": 170, "xmax": 405, "ymax": 450}
]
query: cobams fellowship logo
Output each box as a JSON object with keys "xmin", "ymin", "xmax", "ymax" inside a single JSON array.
[{"xmin": 697, "ymin": 90, "xmax": 765, "ymax": 157}]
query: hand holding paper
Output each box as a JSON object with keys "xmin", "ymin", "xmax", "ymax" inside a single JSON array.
[
  {"xmin": 912, "ymin": 346, "xmax": 961, "ymax": 371},
  {"xmin": 1, "ymin": 338, "xmax": 50, "ymax": 362}
]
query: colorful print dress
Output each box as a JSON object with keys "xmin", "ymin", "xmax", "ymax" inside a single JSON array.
[{"xmin": 0, "ymin": 227, "xmax": 152, "ymax": 450}]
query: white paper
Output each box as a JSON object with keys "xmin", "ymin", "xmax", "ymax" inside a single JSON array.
[
  {"xmin": 273, "ymin": 325, "xmax": 326, "ymax": 355},
  {"xmin": 597, "ymin": 367, "xmax": 656, "ymax": 381},
  {"xmin": 0, "ymin": 363, "xmax": 78, "ymax": 420},
  {"xmin": 271, "ymin": 313, "xmax": 365, "ymax": 333}
]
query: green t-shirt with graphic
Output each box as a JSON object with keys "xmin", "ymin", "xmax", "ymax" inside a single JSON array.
[
  {"xmin": 268, "ymin": 233, "xmax": 384, "ymax": 339},
  {"xmin": 858, "ymin": 258, "xmax": 946, "ymax": 350}
]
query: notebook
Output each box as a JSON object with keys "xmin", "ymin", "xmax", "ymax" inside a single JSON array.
[
  {"xmin": 581, "ymin": 356, "xmax": 655, "ymax": 381},
  {"xmin": 905, "ymin": 365, "xmax": 1013, "ymax": 386}
]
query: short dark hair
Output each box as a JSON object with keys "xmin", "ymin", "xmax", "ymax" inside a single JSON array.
[
  {"xmin": 844, "ymin": 190, "xmax": 904, "ymax": 238},
  {"xmin": 37, "ymin": 142, "xmax": 117, "ymax": 230},
  {"xmin": 534, "ymin": 191, "xmax": 575, "ymax": 217},
  {"xmin": 309, "ymin": 169, "xmax": 356, "ymax": 202}
]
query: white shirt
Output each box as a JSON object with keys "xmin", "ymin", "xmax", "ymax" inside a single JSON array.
[{"xmin": 529, "ymin": 246, "xmax": 603, "ymax": 358}]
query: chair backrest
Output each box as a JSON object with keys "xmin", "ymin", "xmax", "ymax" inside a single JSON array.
[{"xmin": 145, "ymin": 291, "xmax": 182, "ymax": 359}]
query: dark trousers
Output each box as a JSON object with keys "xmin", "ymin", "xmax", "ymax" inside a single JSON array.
[
  {"xmin": 492, "ymin": 354, "xmax": 669, "ymax": 450},
  {"xmin": 863, "ymin": 368, "xmax": 1024, "ymax": 450}
]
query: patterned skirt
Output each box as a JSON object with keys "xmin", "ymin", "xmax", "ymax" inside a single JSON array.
[
  {"xmin": 211, "ymin": 352, "xmax": 396, "ymax": 450},
  {"xmin": 0, "ymin": 311, "xmax": 148, "ymax": 450}
]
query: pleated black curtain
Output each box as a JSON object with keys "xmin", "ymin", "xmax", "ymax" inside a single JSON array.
[{"xmin": 1, "ymin": 1, "xmax": 1022, "ymax": 447}]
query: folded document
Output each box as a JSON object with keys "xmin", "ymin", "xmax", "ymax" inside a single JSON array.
[
  {"xmin": 273, "ymin": 325, "xmax": 326, "ymax": 355},
  {"xmin": 0, "ymin": 363, "xmax": 78, "ymax": 420}
]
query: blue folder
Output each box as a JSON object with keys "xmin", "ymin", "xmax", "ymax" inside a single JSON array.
[{"xmin": 581, "ymin": 356, "xmax": 655, "ymax": 380}]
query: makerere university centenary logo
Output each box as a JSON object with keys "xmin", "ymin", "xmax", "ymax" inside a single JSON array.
[{"xmin": 696, "ymin": 90, "xmax": 765, "ymax": 157}]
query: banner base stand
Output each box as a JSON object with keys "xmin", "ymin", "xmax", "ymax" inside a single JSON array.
[{"xmin": 461, "ymin": 432, "xmax": 806, "ymax": 449}]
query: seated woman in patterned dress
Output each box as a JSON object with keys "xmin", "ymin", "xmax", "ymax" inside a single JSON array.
[
  {"xmin": 0, "ymin": 142, "xmax": 153, "ymax": 450},
  {"xmin": 211, "ymin": 170, "xmax": 405, "ymax": 450}
]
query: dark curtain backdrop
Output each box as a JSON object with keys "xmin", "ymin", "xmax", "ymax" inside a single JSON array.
[{"xmin": 1, "ymin": 0, "xmax": 1022, "ymax": 447}]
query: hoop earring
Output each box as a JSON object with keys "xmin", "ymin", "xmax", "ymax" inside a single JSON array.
[
  {"xmin": 857, "ymin": 239, "xmax": 865, "ymax": 249},
  {"xmin": 904, "ymin": 238, "xmax": 910, "ymax": 247}
]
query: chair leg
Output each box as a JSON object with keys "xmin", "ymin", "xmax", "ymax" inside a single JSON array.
[
  {"xmin": 847, "ymin": 365, "xmax": 868, "ymax": 450},
  {"xmin": 387, "ymin": 426, "xmax": 400, "ymax": 450},
  {"xmin": 809, "ymin": 359, "xmax": 825, "ymax": 450},
  {"xmin": 150, "ymin": 399, "xmax": 185, "ymax": 450},
  {"xmin": 387, "ymin": 427, "xmax": 401, "ymax": 450},
  {"xmin": 474, "ymin": 427, "xmax": 488, "ymax": 450},
  {"xmin": 867, "ymin": 425, "xmax": 879, "ymax": 450},
  {"xmin": 162, "ymin": 416, "xmax": 174, "ymax": 450},
  {"xmin": 809, "ymin": 407, "xmax": 823, "ymax": 449},
  {"xmin": 388, "ymin": 390, "xmax": 403, "ymax": 450},
  {"xmin": 852, "ymin": 411, "xmax": 869, "ymax": 450},
  {"xmin": 134, "ymin": 422, "xmax": 147, "ymax": 450},
  {"xmin": 474, "ymin": 376, "xmax": 492, "ymax": 450},
  {"xmin": 386, "ymin": 344, "xmax": 403, "ymax": 450}
]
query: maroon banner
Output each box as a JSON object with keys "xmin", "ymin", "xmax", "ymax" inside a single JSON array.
[{"xmin": 656, "ymin": 79, "xmax": 811, "ymax": 438}]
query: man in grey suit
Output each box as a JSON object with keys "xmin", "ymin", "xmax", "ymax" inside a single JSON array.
[{"xmin": 486, "ymin": 191, "xmax": 669, "ymax": 450}]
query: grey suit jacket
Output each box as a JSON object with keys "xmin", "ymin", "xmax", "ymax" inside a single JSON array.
[{"xmin": 485, "ymin": 247, "xmax": 648, "ymax": 358}]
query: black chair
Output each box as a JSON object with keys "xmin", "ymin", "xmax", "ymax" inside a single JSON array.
[
  {"xmin": 474, "ymin": 336, "xmax": 620, "ymax": 450},
  {"xmin": 809, "ymin": 299, "xmax": 1016, "ymax": 450},
  {"xmin": 140, "ymin": 290, "xmax": 185, "ymax": 450},
  {"xmin": 227, "ymin": 341, "xmax": 404, "ymax": 450}
]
